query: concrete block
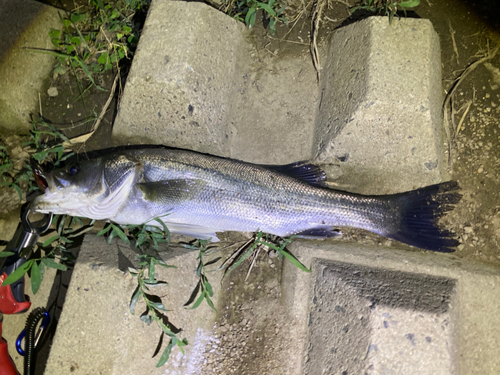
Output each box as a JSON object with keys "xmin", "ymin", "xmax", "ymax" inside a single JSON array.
[
  {"xmin": 314, "ymin": 17, "xmax": 445, "ymax": 194},
  {"xmin": 283, "ymin": 241, "xmax": 500, "ymax": 375},
  {"xmin": 44, "ymin": 234, "xmax": 222, "ymax": 374},
  {"xmin": 0, "ymin": 0, "xmax": 60, "ymax": 134},
  {"xmin": 113, "ymin": 0, "xmax": 319, "ymax": 164},
  {"xmin": 113, "ymin": 0, "xmax": 247, "ymax": 157}
]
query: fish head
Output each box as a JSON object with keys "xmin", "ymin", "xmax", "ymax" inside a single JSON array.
[{"xmin": 31, "ymin": 154, "xmax": 139, "ymax": 220}]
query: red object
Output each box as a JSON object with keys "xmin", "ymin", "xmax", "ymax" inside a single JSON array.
[
  {"xmin": 0, "ymin": 318, "xmax": 19, "ymax": 375},
  {"xmin": 0, "ymin": 273, "xmax": 31, "ymax": 315}
]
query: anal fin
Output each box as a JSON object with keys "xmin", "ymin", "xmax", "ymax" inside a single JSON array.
[{"xmin": 294, "ymin": 227, "xmax": 342, "ymax": 239}]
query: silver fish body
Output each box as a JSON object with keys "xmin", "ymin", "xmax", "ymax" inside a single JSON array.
[{"xmin": 31, "ymin": 147, "xmax": 460, "ymax": 251}]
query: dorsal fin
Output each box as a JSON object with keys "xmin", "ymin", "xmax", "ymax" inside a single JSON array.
[{"xmin": 263, "ymin": 161, "xmax": 327, "ymax": 187}]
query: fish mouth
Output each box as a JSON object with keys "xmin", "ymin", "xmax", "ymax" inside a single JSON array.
[{"xmin": 33, "ymin": 165, "xmax": 49, "ymax": 193}]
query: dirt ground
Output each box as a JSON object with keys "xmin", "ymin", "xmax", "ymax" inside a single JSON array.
[{"xmin": 9, "ymin": 0, "xmax": 500, "ymax": 373}]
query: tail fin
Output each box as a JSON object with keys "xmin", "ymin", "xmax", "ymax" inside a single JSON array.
[{"xmin": 385, "ymin": 181, "xmax": 461, "ymax": 252}]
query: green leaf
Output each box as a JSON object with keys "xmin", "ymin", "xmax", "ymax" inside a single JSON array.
[
  {"xmin": 148, "ymin": 257, "xmax": 155, "ymax": 283},
  {"xmin": 41, "ymin": 258, "xmax": 67, "ymax": 271},
  {"xmin": 269, "ymin": 18, "xmax": 277, "ymax": 34},
  {"xmin": 189, "ymin": 293, "xmax": 205, "ymax": 310},
  {"xmin": 98, "ymin": 52, "xmax": 108, "ymax": 65},
  {"xmin": 245, "ymin": 6, "xmax": 257, "ymax": 26},
  {"xmin": 122, "ymin": 25, "xmax": 132, "ymax": 34},
  {"xmin": 39, "ymin": 262, "xmax": 45, "ymax": 282},
  {"xmin": 130, "ymin": 286, "xmax": 141, "ymax": 314},
  {"xmin": 96, "ymin": 225, "xmax": 112, "ymax": 236},
  {"xmin": 205, "ymin": 280, "xmax": 213, "ymax": 297},
  {"xmin": 144, "ymin": 281, "xmax": 169, "ymax": 288},
  {"xmin": 399, "ymin": 0, "xmax": 420, "ymax": 7},
  {"xmin": 279, "ymin": 248, "xmax": 310, "ymax": 272},
  {"xmin": 156, "ymin": 341, "xmax": 173, "ymax": 367},
  {"xmin": 257, "ymin": 2, "xmax": 276, "ymax": 16},
  {"xmin": 205, "ymin": 295, "xmax": 216, "ymax": 312},
  {"xmin": 71, "ymin": 13, "xmax": 84, "ymax": 24},
  {"xmin": 111, "ymin": 224, "xmax": 129, "ymax": 244},
  {"xmin": 150, "ymin": 301, "xmax": 166, "ymax": 312},
  {"xmin": 2, "ymin": 261, "xmax": 32, "ymax": 286},
  {"xmin": 140, "ymin": 314, "xmax": 153, "ymax": 325},
  {"xmin": 31, "ymin": 261, "xmax": 41, "ymax": 294},
  {"xmin": 49, "ymin": 29, "xmax": 61, "ymax": 39},
  {"xmin": 0, "ymin": 252, "xmax": 14, "ymax": 258}
]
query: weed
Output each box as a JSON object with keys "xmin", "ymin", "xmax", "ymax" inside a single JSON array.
[
  {"xmin": 183, "ymin": 239, "xmax": 221, "ymax": 311},
  {"xmin": 221, "ymin": 231, "xmax": 310, "ymax": 278},
  {"xmin": 351, "ymin": 0, "xmax": 420, "ymax": 23},
  {"xmin": 48, "ymin": 0, "xmax": 149, "ymax": 84},
  {"xmin": 128, "ymin": 254, "xmax": 188, "ymax": 367},
  {"xmin": 0, "ymin": 117, "xmax": 73, "ymax": 201},
  {"xmin": 223, "ymin": 0, "xmax": 288, "ymax": 34}
]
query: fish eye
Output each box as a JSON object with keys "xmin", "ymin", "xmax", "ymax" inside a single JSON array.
[{"xmin": 68, "ymin": 164, "xmax": 80, "ymax": 176}]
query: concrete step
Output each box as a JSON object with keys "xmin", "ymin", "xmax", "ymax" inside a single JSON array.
[
  {"xmin": 44, "ymin": 234, "xmax": 224, "ymax": 374},
  {"xmin": 283, "ymin": 242, "xmax": 500, "ymax": 374}
]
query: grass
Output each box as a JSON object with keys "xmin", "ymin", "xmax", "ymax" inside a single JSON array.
[
  {"xmin": 48, "ymin": 0, "xmax": 148, "ymax": 81},
  {"xmin": 222, "ymin": 0, "xmax": 288, "ymax": 34},
  {"xmin": 351, "ymin": 0, "xmax": 420, "ymax": 23}
]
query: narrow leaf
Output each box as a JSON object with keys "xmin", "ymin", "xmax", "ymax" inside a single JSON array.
[
  {"xmin": 189, "ymin": 293, "xmax": 205, "ymax": 310},
  {"xmin": 257, "ymin": 2, "xmax": 276, "ymax": 16},
  {"xmin": 399, "ymin": 0, "xmax": 420, "ymax": 7},
  {"xmin": 279, "ymin": 249, "xmax": 311, "ymax": 272},
  {"xmin": 42, "ymin": 234, "xmax": 60, "ymax": 248},
  {"xmin": 41, "ymin": 258, "xmax": 68, "ymax": 271},
  {"xmin": 156, "ymin": 341, "xmax": 173, "ymax": 367},
  {"xmin": 111, "ymin": 224, "xmax": 129, "ymax": 244},
  {"xmin": 96, "ymin": 225, "xmax": 112, "ymax": 236},
  {"xmin": 130, "ymin": 285, "xmax": 141, "ymax": 314},
  {"xmin": 2, "ymin": 261, "xmax": 32, "ymax": 286},
  {"xmin": 205, "ymin": 295, "xmax": 217, "ymax": 312},
  {"xmin": 150, "ymin": 302, "xmax": 167, "ymax": 312},
  {"xmin": 31, "ymin": 261, "xmax": 41, "ymax": 294}
]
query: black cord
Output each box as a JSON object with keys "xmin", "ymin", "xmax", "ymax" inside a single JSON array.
[{"xmin": 23, "ymin": 308, "xmax": 47, "ymax": 375}]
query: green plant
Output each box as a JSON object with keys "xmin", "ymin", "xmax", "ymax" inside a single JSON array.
[
  {"xmin": 48, "ymin": 0, "xmax": 149, "ymax": 80},
  {"xmin": 351, "ymin": 0, "xmax": 420, "ymax": 23},
  {"xmin": 1, "ymin": 255, "xmax": 68, "ymax": 295},
  {"xmin": 0, "ymin": 214, "xmax": 94, "ymax": 294},
  {"xmin": 183, "ymin": 239, "xmax": 220, "ymax": 311},
  {"xmin": 223, "ymin": 231, "xmax": 310, "ymax": 274},
  {"xmin": 223, "ymin": 0, "xmax": 288, "ymax": 34},
  {"xmin": 0, "ymin": 118, "xmax": 73, "ymax": 200},
  {"xmin": 129, "ymin": 254, "xmax": 188, "ymax": 367}
]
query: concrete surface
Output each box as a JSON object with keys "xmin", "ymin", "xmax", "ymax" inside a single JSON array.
[
  {"xmin": 314, "ymin": 17, "xmax": 445, "ymax": 194},
  {"xmin": 0, "ymin": 0, "xmax": 60, "ymax": 134},
  {"xmin": 113, "ymin": 0, "xmax": 319, "ymax": 165},
  {"xmin": 44, "ymin": 234, "xmax": 223, "ymax": 375},
  {"xmin": 283, "ymin": 241, "xmax": 500, "ymax": 375}
]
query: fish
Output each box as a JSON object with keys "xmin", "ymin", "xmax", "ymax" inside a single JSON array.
[{"xmin": 31, "ymin": 146, "xmax": 461, "ymax": 252}]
